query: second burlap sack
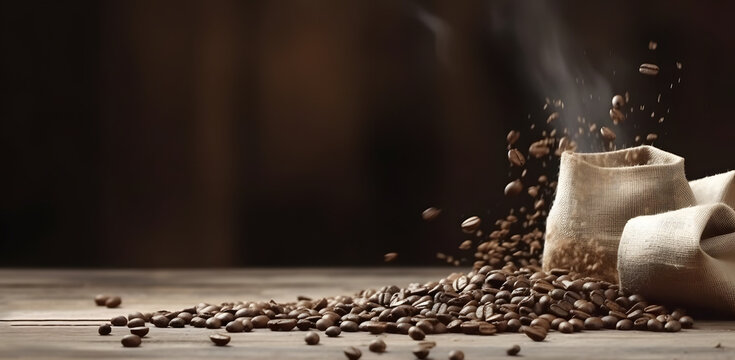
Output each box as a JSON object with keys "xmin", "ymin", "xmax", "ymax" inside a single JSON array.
[{"xmin": 543, "ymin": 145, "xmax": 696, "ymax": 282}]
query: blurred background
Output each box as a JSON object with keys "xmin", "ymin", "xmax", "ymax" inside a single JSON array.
[{"xmin": 2, "ymin": 0, "xmax": 734, "ymax": 267}]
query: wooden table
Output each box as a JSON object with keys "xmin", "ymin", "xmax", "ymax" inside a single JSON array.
[{"xmin": 1, "ymin": 268, "xmax": 734, "ymax": 359}]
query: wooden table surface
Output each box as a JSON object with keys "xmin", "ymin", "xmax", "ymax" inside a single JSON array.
[{"xmin": 1, "ymin": 268, "xmax": 735, "ymax": 359}]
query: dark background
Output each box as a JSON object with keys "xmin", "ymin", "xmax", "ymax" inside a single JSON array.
[{"xmin": 1, "ymin": 0, "xmax": 733, "ymax": 267}]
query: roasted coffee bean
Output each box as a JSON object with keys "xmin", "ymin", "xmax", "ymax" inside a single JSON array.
[
  {"xmin": 600, "ymin": 127, "xmax": 616, "ymax": 141},
  {"xmin": 130, "ymin": 326, "xmax": 149, "ymax": 337},
  {"xmin": 110, "ymin": 316, "xmax": 127, "ymax": 326},
  {"xmin": 325, "ymin": 325, "xmax": 341, "ymax": 337},
  {"xmin": 506, "ymin": 130, "xmax": 520, "ymax": 146},
  {"xmin": 384, "ymin": 252, "xmax": 398, "ymax": 262},
  {"xmin": 151, "ymin": 315, "xmax": 169, "ymax": 328},
  {"xmin": 449, "ymin": 350, "xmax": 465, "ymax": 360},
  {"xmin": 665, "ymin": 320, "xmax": 682, "ymax": 332},
  {"xmin": 397, "ymin": 322, "xmax": 412, "ymax": 334},
  {"xmin": 296, "ymin": 319, "xmax": 313, "ymax": 331},
  {"xmin": 609, "ymin": 108, "xmax": 625, "ymax": 124},
  {"xmin": 461, "ymin": 216, "xmax": 481, "ymax": 233},
  {"xmin": 616, "ymin": 319, "xmax": 633, "ymax": 330},
  {"xmin": 639, "ymin": 63, "xmax": 660, "ymax": 76},
  {"xmin": 226, "ymin": 320, "xmax": 244, "ymax": 333},
  {"xmin": 206, "ymin": 317, "xmax": 221, "ymax": 329},
  {"xmin": 507, "ymin": 318, "xmax": 522, "ymax": 332},
  {"xmin": 633, "ymin": 317, "xmax": 649, "ymax": 330},
  {"xmin": 251, "ymin": 315, "xmax": 270, "ymax": 328},
  {"xmin": 215, "ymin": 312, "xmax": 235, "ymax": 324},
  {"xmin": 340, "ymin": 320, "xmax": 359, "ymax": 332},
  {"xmin": 568, "ymin": 318, "xmax": 585, "ymax": 331},
  {"xmin": 105, "ymin": 296, "xmax": 122, "ymax": 308},
  {"xmin": 121, "ymin": 334, "xmax": 141, "ymax": 347},
  {"xmin": 366, "ymin": 322, "xmax": 388, "ymax": 334},
  {"xmin": 369, "ymin": 338, "xmax": 386, "ymax": 353},
  {"xmin": 680, "ymin": 316, "xmax": 694, "ymax": 329},
  {"xmin": 508, "ymin": 149, "xmax": 526, "ymax": 167},
  {"xmin": 240, "ymin": 318, "xmax": 254, "ymax": 332},
  {"xmin": 344, "ymin": 346, "xmax": 362, "ymax": 360},
  {"xmin": 601, "ymin": 316, "xmax": 618, "ymax": 329},
  {"xmin": 209, "ymin": 333, "xmax": 231, "ymax": 346},
  {"xmin": 409, "ymin": 326, "xmax": 426, "ymax": 340},
  {"xmin": 459, "ymin": 240, "xmax": 473, "ymax": 251},
  {"xmin": 612, "ymin": 95, "xmax": 625, "ymax": 109},
  {"xmin": 546, "ymin": 112, "xmax": 560, "ymax": 124},
  {"xmin": 647, "ymin": 319, "xmax": 664, "ymax": 332},
  {"xmin": 168, "ymin": 317, "xmax": 185, "ymax": 328},
  {"xmin": 94, "ymin": 294, "xmax": 109, "ymax": 306},
  {"xmin": 124, "ymin": 317, "xmax": 144, "ymax": 330},
  {"xmin": 584, "ymin": 317, "xmax": 603, "ymax": 330},
  {"xmin": 478, "ymin": 322, "xmax": 496, "ymax": 335},
  {"xmin": 522, "ymin": 326, "xmax": 547, "ymax": 342},
  {"xmin": 558, "ymin": 321, "xmax": 574, "ymax": 333},
  {"xmin": 507, "ymin": 344, "xmax": 521, "ymax": 356},
  {"xmin": 530, "ymin": 318, "xmax": 550, "ymax": 330},
  {"xmin": 413, "ymin": 347, "xmax": 430, "ymax": 359},
  {"xmin": 127, "ymin": 312, "xmax": 144, "ymax": 321},
  {"xmin": 304, "ymin": 331, "xmax": 319, "ymax": 345},
  {"xmin": 416, "ymin": 319, "xmax": 434, "ymax": 334},
  {"xmin": 422, "ymin": 207, "xmax": 442, "ymax": 221},
  {"xmin": 268, "ymin": 319, "xmax": 297, "ymax": 331},
  {"xmin": 504, "ymin": 180, "xmax": 523, "ymax": 196},
  {"xmin": 98, "ymin": 323, "xmax": 112, "ymax": 335},
  {"xmin": 190, "ymin": 317, "xmax": 206, "ymax": 328}
]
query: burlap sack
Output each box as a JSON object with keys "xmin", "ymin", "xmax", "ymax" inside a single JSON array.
[
  {"xmin": 618, "ymin": 203, "xmax": 735, "ymax": 314},
  {"xmin": 543, "ymin": 145, "xmax": 695, "ymax": 282},
  {"xmin": 690, "ymin": 170, "xmax": 735, "ymax": 208}
]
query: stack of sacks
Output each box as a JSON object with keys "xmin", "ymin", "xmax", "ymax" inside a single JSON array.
[{"xmin": 543, "ymin": 145, "xmax": 735, "ymax": 313}]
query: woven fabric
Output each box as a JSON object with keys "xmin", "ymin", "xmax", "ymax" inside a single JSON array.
[
  {"xmin": 618, "ymin": 203, "xmax": 735, "ymax": 314},
  {"xmin": 543, "ymin": 145, "xmax": 695, "ymax": 282},
  {"xmin": 689, "ymin": 170, "xmax": 735, "ymax": 209}
]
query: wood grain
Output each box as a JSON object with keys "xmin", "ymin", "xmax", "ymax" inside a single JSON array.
[{"xmin": 1, "ymin": 268, "xmax": 735, "ymax": 359}]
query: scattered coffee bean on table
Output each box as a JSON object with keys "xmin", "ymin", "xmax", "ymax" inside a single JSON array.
[
  {"xmin": 304, "ymin": 331, "xmax": 320, "ymax": 345},
  {"xmin": 152, "ymin": 315, "xmax": 170, "ymax": 328},
  {"xmin": 206, "ymin": 317, "xmax": 222, "ymax": 329},
  {"xmin": 130, "ymin": 327, "xmax": 149, "ymax": 337},
  {"xmin": 209, "ymin": 333, "xmax": 231, "ymax": 346},
  {"xmin": 110, "ymin": 316, "xmax": 127, "ymax": 326},
  {"xmin": 413, "ymin": 346, "xmax": 430, "ymax": 359},
  {"xmin": 268, "ymin": 318, "xmax": 297, "ymax": 331},
  {"xmin": 121, "ymin": 334, "xmax": 141, "ymax": 348},
  {"xmin": 127, "ymin": 318, "xmax": 145, "ymax": 328},
  {"xmin": 369, "ymin": 338, "xmax": 386, "ymax": 353},
  {"xmin": 507, "ymin": 344, "xmax": 521, "ymax": 356},
  {"xmin": 449, "ymin": 350, "xmax": 465, "ymax": 360},
  {"xmin": 105, "ymin": 296, "xmax": 122, "ymax": 308},
  {"xmin": 384, "ymin": 252, "xmax": 398, "ymax": 262},
  {"xmin": 94, "ymin": 294, "xmax": 109, "ymax": 306},
  {"xmin": 325, "ymin": 325, "xmax": 341, "ymax": 337},
  {"xmin": 408, "ymin": 326, "xmax": 426, "ymax": 340},
  {"xmin": 98, "ymin": 323, "xmax": 111, "ymax": 335},
  {"xmin": 169, "ymin": 317, "xmax": 185, "ymax": 328},
  {"xmin": 344, "ymin": 346, "xmax": 362, "ymax": 360},
  {"xmin": 226, "ymin": 320, "xmax": 244, "ymax": 333}
]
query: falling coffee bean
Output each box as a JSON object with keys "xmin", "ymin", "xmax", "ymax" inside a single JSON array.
[
  {"xmin": 226, "ymin": 320, "xmax": 244, "ymax": 333},
  {"xmin": 325, "ymin": 325, "xmax": 341, "ymax": 337},
  {"xmin": 304, "ymin": 331, "xmax": 319, "ymax": 345},
  {"xmin": 612, "ymin": 94, "xmax": 625, "ymax": 109},
  {"xmin": 639, "ymin": 63, "xmax": 660, "ymax": 76},
  {"xmin": 121, "ymin": 334, "xmax": 141, "ymax": 348},
  {"xmin": 130, "ymin": 327, "xmax": 149, "ymax": 337},
  {"xmin": 646, "ymin": 133, "xmax": 658, "ymax": 142},
  {"xmin": 384, "ymin": 252, "xmax": 398, "ymax": 262},
  {"xmin": 344, "ymin": 346, "xmax": 362, "ymax": 360},
  {"xmin": 609, "ymin": 108, "xmax": 625, "ymax": 124},
  {"xmin": 507, "ymin": 344, "xmax": 521, "ymax": 356},
  {"xmin": 209, "ymin": 333, "xmax": 231, "ymax": 346},
  {"xmin": 110, "ymin": 316, "xmax": 127, "ymax": 326},
  {"xmin": 504, "ymin": 180, "xmax": 523, "ymax": 196},
  {"xmin": 506, "ymin": 130, "xmax": 520, "ymax": 146},
  {"xmin": 422, "ymin": 207, "xmax": 442, "ymax": 221},
  {"xmin": 408, "ymin": 326, "xmax": 426, "ymax": 340},
  {"xmin": 458, "ymin": 240, "xmax": 472, "ymax": 250},
  {"xmin": 413, "ymin": 347, "xmax": 430, "ymax": 359},
  {"xmin": 94, "ymin": 294, "xmax": 109, "ymax": 306},
  {"xmin": 368, "ymin": 338, "xmax": 386, "ymax": 353},
  {"xmin": 98, "ymin": 323, "xmax": 112, "ymax": 335},
  {"xmin": 546, "ymin": 112, "xmax": 559, "ymax": 124},
  {"xmin": 449, "ymin": 350, "xmax": 465, "ymax": 360},
  {"xmin": 105, "ymin": 296, "xmax": 122, "ymax": 308},
  {"xmin": 600, "ymin": 127, "xmax": 616, "ymax": 141},
  {"xmin": 461, "ymin": 216, "xmax": 481, "ymax": 233},
  {"xmin": 508, "ymin": 149, "xmax": 526, "ymax": 167}
]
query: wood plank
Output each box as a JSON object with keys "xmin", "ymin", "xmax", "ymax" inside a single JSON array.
[{"xmin": 1, "ymin": 268, "xmax": 735, "ymax": 359}]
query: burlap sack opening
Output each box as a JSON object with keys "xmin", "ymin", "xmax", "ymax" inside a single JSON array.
[
  {"xmin": 690, "ymin": 170, "xmax": 735, "ymax": 209},
  {"xmin": 543, "ymin": 145, "xmax": 695, "ymax": 282},
  {"xmin": 618, "ymin": 203, "xmax": 735, "ymax": 314}
]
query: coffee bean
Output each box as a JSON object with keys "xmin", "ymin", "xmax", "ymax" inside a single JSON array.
[
  {"xmin": 568, "ymin": 318, "xmax": 584, "ymax": 331},
  {"xmin": 504, "ymin": 180, "xmax": 523, "ymax": 196},
  {"xmin": 459, "ymin": 240, "xmax": 473, "ymax": 251},
  {"xmin": 94, "ymin": 294, "xmax": 109, "ymax": 306},
  {"xmin": 584, "ymin": 317, "xmax": 603, "ymax": 330},
  {"xmin": 506, "ymin": 130, "xmax": 520, "ymax": 146},
  {"xmin": 241, "ymin": 318, "xmax": 254, "ymax": 332},
  {"xmin": 449, "ymin": 350, "xmax": 465, "ymax": 360},
  {"xmin": 384, "ymin": 252, "xmax": 398, "ymax": 262},
  {"xmin": 110, "ymin": 316, "xmax": 127, "ymax": 326},
  {"xmin": 151, "ymin": 315, "xmax": 169, "ymax": 328},
  {"xmin": 251, "ymin": 315, "xmax": 270, "ymax": 328},
  {"xmin": 316, "ymin": 318, "xmax": 333, "ymax": 331},
  {"xmin": 612, "ymin": 95, "xmax": 625, "ymax": 109},
  {"xmin": 616, "ymin": 319, "xmax": 633, "ymax": 330},
  {"xmin": 98, "ymin": 323, "xmax": 112, "ymax": 335},
  {"xmin": 522, "ymin": 326, "xmax": 546, "ymax": 341},
  {"xmin": 639, "ymin": 63, "xmax": 660, "ymax": 76},
  {"xmin": 413, "ymin": 347, "xmax": 430, "ymax": 359},
  {"xmin": 478, "ymin": 322, "xmax": 496, "ymax": 335},
  {"xmin": 209, "ymin": 333, "xmax": 231, "ymax": 346},
  {"xmin": 366, "ymin": 322, "xmax": 387, "ymax": 334},
  {"xmin": 609, "ymin": 108, "xmax": 625, "ymax": 124},
  {"xmin": 601, "ymin": 316, "xmax": 618, "ymax": 329},
  {"xmin": 121, "ymin": 334, "xmax": 141, "ymax": 347},
  {"xmin": 646, "ymin": 133, "xmax": 658, "ymax": 142},
  {"xmin": 267, "ymin": 318, "xmax": 297, "ymax": 331},
  {"xmin": 105, "ymin": 296, "xmax": 122, "ymax": 308},
  {"xmin": 558, "ymin": 321, "xmax": 574, "ymax": 333},
  {"xmin": 206, "ymin": 317, "xmax": 221, "ymax": 329},
  {"xmin": 461, "ymin": 216, "xmax": 481, "ymax": 233},
  {"xmin": 176, "ymin": 312, "xmax": 193, "ymax": 324},
  {"xmin": 600, "ymin": 127, "xmax": 616, "ymax": 141},
  {"xmin": 226, "ymin": 320, "xmax": 244, "ymax": 333},
  {"xmin": 529, "ymin": 141, "xmax": 550, "ymax": 158},
  {"xmin": 409, "ymin": 326, "xmax": 426, "ymax": 340},
  {"xmin": 422, "ymin": 207, "xmax": 442, "ymax": 221},
  {"xmin": 325, "ymin": 325, "xmax": 341, "ymax": 337},
  {"xmin": 368, "ymin": 338, "xmax": 386, "ymax": 353},
  {"xmin": 191, "ymin": 317, "xmax": 206, "ymax": 328},
  {"xmin": 508, "ymin": 149, "xmax": 526, "ymax": 167},
  {"xmin": 507, "ymin": 344, "xmax": 521, "ymax": 356},
  {"xmin": 344, "ymin": 346, "xmax": 362, "ymax": 360},
  {"xmin": 647, "ymin": 319, "xmax": 663, "ymax": 332},
  {"xmin": 396, "ymin": 322, "xmax": 412, "ymax": 334},
  {"xmin": 339, "ymin": 320, "xmax": 358, "ymax": 332},
  {"xmin": 679, "ymin": 316, "xmax": 694, "ymax": 329},
  {"xmin": 127, "ymin": 318, "xmax": 145, "ymax": 328},
  {"xmin": 665, "ymin": 320, "xmax": 682, "ymax": 332},
  {"xmin": 304, "ymin": 331, "xmax": 319, "ymax": 345},
  {"xmin": 130, "ymin": 326, "xmax": 149, "ymax": 337}
]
